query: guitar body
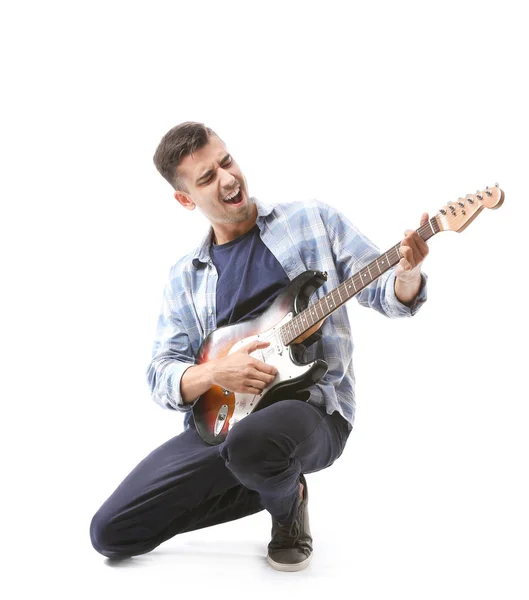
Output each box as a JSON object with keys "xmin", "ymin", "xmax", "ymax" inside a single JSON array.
[{"xmin": 192, "ymin": 270, "xmax": 329, "ymax": 445}]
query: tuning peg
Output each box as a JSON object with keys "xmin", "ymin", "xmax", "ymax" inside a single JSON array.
[
  {"xmin": 485, "ymin": 190, "xmax": 492, "ymax": 197},
  {"xmin": 440, "ymin": 209, "xmax": 446, "ymax": 215},
  {"xmin": 458, "ymin": 200, "xmax": 465, "ymax": 207},
  {"xmin": 495, "ymin": 182, "xmax": 499, "ymax": 187}
]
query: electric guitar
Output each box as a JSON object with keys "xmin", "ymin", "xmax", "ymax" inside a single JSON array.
[{"xmin": 192, "ymin": 185, "xmax": 505, "ymax": 445}]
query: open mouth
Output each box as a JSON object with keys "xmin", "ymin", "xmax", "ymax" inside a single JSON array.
[{"xmin": 222, "ymin": 187, "xmax": 244, "ymax": 206}]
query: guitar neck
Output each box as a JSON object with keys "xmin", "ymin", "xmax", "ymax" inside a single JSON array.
[{"xmin": 280, "ymin": 215, "xmax": 441, "ymax": 346}]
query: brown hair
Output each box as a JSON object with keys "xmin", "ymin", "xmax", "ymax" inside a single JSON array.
[{"xmin": 153, "ymin": 121, "xmax": 219, "ymax": 192}]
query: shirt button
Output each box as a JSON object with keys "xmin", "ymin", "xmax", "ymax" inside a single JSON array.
[{"xmin": 208, "ymin": 309, "xmax": 213, "ymax": 314}]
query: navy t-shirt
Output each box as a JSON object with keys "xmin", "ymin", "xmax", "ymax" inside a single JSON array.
[{"xmin": 210, "ymin": 224, "xmax": 290, "ymax": 327}]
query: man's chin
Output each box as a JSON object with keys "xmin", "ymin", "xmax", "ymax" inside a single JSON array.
[{"xmin": 224, "ymin": 194, "xmax": 255, "ymax": 223}]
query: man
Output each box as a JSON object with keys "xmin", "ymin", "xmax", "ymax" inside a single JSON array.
[{"xmin": 90, "ymin": 122, "xmax": 429, "ymax": 572}]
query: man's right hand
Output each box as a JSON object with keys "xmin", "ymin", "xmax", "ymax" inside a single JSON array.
[{"xmin": 206, "ymin": 340, "xmax": 278, "ymax": 395}]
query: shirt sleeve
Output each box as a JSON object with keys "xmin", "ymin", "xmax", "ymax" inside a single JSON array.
[
  {"xmin": 145, "ymin": 281, "xmax": 197, "ymax": 412},
  {"xmin": 321, "ymin": 201, "xmax": 428, "ymax": 318}
]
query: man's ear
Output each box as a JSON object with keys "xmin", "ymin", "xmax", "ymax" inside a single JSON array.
[{"xmin": 174, "ymin": 191, "xmax": 195, "ymax": 211}]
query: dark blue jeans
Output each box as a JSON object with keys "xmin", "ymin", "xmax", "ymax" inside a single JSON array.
[{"xmin": 90, "ymin": 400, "xmax": 352, "ymax": 559}]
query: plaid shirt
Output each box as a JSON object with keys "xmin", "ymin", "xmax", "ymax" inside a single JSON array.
[{"xmin": 146, "ymin": 198, "xmax": 427, "ymax": 430}]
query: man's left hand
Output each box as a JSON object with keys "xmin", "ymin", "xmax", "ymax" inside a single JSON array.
[
  {"xmin": 395, "ymin": 212, "xmax": 430, "ymax": 282},
  {"xmin": 394, "ymin": 212, "xmax": 430, "ymax": 305}
]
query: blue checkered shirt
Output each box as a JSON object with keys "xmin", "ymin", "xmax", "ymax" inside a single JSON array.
[{"xmin": 146, "ymin": 198, "xmax": 427, "ymax": 430}]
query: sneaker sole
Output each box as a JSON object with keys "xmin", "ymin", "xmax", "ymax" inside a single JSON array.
[{"xmin": 267, "ymin": 553, "xmax": 313, "ymax": 572}]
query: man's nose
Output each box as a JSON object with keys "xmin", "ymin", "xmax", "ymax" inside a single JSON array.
[{"xmin": 219, "ymin": 168, "xmax": 236, "ymax": 189}]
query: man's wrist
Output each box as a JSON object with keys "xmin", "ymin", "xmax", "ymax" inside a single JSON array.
[
  {"xmin": 180, "ymin": 362, "xmax": 215, "ymax": 404},
  {"xmin": 394, "ymin": 271, "xmax": 422, "ymax": 306}
]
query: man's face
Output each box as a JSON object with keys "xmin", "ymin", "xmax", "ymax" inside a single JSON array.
[{"xmin": 175, "ymin": 135, "xmax": 253, "ymax": 229}]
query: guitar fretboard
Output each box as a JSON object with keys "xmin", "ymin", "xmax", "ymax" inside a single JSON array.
[{"xmin": 279, "ymin": 217, "xmax": 440, "ymax": 345}]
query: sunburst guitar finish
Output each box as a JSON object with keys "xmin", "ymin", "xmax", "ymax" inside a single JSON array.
[{"xmin": 192, "ymin": 270, "xmax": 328, "ymax": 445}]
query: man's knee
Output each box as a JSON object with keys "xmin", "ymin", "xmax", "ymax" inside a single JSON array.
[
  {"xmin": 89, "ymin": 510, "xmax": 132, "ymax": 560},
  {"xmin": 220, "ymin": 417, "xmax": 288, "ymax": 480}
]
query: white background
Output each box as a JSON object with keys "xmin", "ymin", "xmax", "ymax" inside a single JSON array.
[{"xmin": 1, "ymin": 0, "xmax": 528, "ymax": 598}]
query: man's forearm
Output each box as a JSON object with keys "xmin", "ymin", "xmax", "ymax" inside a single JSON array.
[
  {"xmin": 180, "ymin": 363, "xmax": 215, "ymax": 404},
  {"xmin": 394, "ymin": 273, "xmax": 422, "ymax": 306}
]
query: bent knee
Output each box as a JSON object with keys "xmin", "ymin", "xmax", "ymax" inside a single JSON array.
[
  {"xmin": 89, "ymin": 511, "xmax": 131, "ymax": 560},
  {"xmin": 221, "ymin": 424, "xmax": 287, "ymax": 479}
]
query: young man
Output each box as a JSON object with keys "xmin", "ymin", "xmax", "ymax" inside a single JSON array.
[{"xmin": 90, "ymin": 122, "xmax": 429, "ymax": 572}]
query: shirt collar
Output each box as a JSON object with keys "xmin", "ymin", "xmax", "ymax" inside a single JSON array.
[{"xmin": 191, "ymin": 197, "xmax": 274, "ymax": 268}]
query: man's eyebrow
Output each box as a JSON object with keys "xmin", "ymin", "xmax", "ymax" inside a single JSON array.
[{"xmin": 196, "ymin": 154, "xmax": 231, "ymax": 184}]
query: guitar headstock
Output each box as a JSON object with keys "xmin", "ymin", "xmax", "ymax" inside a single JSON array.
[{"xmin": 435, "ymin": 184, "xmax": 505, "ymax": 233}]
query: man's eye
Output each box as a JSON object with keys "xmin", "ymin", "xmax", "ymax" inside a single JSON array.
[{"xmin": 202, "ymin": 158, "xmax": 232, "ymax": 184}]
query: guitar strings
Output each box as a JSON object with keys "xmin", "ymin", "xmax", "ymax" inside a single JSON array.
[
  {"xmin": 257, "ymin": 221, "xmax": 437, "ymax": 349},
  {"xmin": 277, "ymin": 226, "xmax": 434, "ymax": 345}
]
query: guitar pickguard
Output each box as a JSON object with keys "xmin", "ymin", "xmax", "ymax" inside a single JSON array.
[{"xmin": 224, "ymin": 312, "xmax": 313, "ymax": 431}]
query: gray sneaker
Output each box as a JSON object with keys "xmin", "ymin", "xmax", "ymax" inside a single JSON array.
[{"xmin": 267, "ymin": 474, "xmax": 313, "ymax": 572}]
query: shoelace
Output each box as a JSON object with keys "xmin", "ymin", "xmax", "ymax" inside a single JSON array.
[{"xmin": 270, "ymin": 513, "xmax": 302, "ymax": 548}]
